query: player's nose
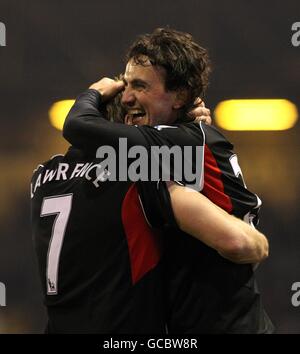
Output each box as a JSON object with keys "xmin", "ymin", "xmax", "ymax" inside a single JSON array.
[{"xmin": 121, "ymin": 86, "xmax": 135, "ymax": 107}]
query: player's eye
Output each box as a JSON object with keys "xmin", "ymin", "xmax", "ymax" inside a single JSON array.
[{"xmin": 133, "ymin": 82, "xmax": 146, "ymax": 90}]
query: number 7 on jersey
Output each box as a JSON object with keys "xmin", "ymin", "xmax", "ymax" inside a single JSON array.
[{"xmin": 40, "ymin": 194, "xmax": 73, "ymax": 295}]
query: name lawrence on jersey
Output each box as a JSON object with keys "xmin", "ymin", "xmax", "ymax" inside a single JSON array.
[{"xmin": 31, "ymin": 158, "xmax": 110, "ymax": 198}]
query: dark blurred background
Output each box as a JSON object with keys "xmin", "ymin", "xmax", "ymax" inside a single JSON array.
[{"xmin": 0, "ymin": 0, "xmax": 299, "ymax": 333}]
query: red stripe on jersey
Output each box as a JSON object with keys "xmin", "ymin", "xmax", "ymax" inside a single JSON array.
[
  {"xmin": 203, "ymin": 145, "xmax": 233, "ymax": 213},
  {"xmin": 122, "ymin": 184, "xmax": 162, "ymax": 285}
]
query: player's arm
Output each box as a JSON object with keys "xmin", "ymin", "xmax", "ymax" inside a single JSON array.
[
  {"xmin": 63, "ymin": 78, "xmax": 210, "ymax": 152},
  {"xmin": 138, "ymin": 180, "xmax": 268, "ymax": 264},
  {"xmin": 167, "ymin": 182, "xmax": 268, "ymax": 264},
  {"xmin": 63, "ymin": 78, "xmax": 149, "ymax": 151}
]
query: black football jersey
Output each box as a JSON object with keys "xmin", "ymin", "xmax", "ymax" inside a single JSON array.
[
  {"xmin": 139, "ymin": 123, "xmax": 274, "ymax": 334},
  {"xmin": 62, "ymin": 89, "xmax": 274, "ymax": 334},
  {"xmin": 135, "ymin": 123, "xmax": 274, "ymax": 333},
  {"xmin": 31, "ymin": 147, "xmax": 165, "ymax": 333}
]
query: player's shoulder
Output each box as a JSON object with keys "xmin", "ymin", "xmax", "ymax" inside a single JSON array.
[
  {"xmin": 153, "ymin": 124, "xmax": 178, "ymax": 131},
  {"xmin": 154, "ymin": 121, "xmax": 206, "ymax": 143},
  {"xmin": 200, "ymin": 123, "xmax": 234, "ymax": 150},
  {"xmin": 31, "ymin": 154, "xmax": 64, "ymax": 178}
]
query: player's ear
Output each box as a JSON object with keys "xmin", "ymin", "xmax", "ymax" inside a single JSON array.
[{"xmin": 173, "ymin": 89, "xmax": 189, "ymax": 110}]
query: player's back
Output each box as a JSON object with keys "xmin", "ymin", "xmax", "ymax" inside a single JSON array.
[{"xmin": 31, "ymin": 147, "xmax": 165, "ymax": 333}]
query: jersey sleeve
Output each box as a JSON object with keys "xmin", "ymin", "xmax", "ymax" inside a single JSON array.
[
  {"xmin": 63, "ymin": 89, "xmax": 148, "ymax": 151},
  {"xmin": 201, "ymin": 124, "xmax": 262, "ymax": 225},
  {"xmin": 63, "ymin": 89, "xmax": 205, "ymax": 152},
  {"xmin": 136, "ymin": 180, "xmax": 179, "ymax": 230}
]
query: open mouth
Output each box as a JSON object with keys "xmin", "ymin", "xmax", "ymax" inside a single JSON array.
[
  {"xmin": 125, "ymin": 110, "xmax": 147, "ymax": 124},
  {"xmin": 127, "ymin": 110, "xmax": 146, "ymax": 119}
]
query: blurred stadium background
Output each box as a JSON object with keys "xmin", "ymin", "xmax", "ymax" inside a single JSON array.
[{"xmin": 0, "ymin": 0, "xmax": 299, "ymax": 333}]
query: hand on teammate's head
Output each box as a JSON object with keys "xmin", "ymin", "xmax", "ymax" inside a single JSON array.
[{"xmin": 89, "ymin": 77, "xmax": 124, "ymax": 102}]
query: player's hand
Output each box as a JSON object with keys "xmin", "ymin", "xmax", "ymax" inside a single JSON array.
[
  {"xmin": 188, "ymin": 98, "xmax": 212, "ymax": 125},
  {"xmin": 89, "ymin": 77, "xmax": 124, "ymax": 102}
]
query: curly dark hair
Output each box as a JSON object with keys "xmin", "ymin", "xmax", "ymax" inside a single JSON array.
[
  {"xmin": 106, "ymin": 91, "xmax": 125, "ymax": 123},
  {"xmin": 125, "ymin": 27, "xmax": 211, "ymax": 110},
  {"xmin": 105, "ymin": 74, "xmax": 127, "ymax": 123}
]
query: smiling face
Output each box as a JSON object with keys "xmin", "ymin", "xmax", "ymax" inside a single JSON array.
[{"xmin": 121, "ymin": 57, "xmax": 184, "ymax": 126}]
